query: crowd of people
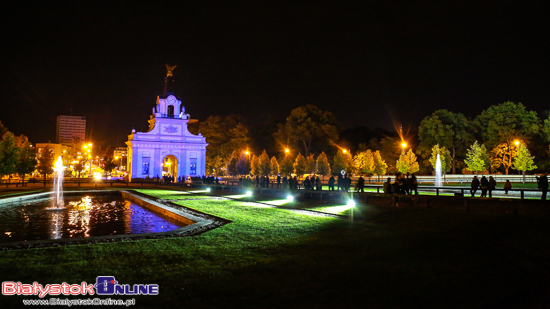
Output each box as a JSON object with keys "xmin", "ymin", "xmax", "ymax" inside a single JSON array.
[
  {"xmin": 191, "ymin": 172, "xmax": 550, "ymax": 200},
  {"xmin": 469, "ymin": 173, "xmax": 548, "ymax": 200},
  {"xmin": 382, "ymin": 172, "xmax": 418, "ymax": 195},
  {"xmin": 469, "ymin": 175, "xmax": 498, "ymax": 197}
]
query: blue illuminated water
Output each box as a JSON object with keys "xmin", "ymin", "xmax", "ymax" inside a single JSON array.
[{"xmin": 0, "ymin": 195, "xmax": 186, "ymax": 242}]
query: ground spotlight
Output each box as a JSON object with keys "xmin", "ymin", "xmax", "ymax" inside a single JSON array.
[
  {"xmin": 246, "ymin": 191, "xmax": 253, "ymax": 197},
  {"xmin": 286, "ymin": 195, "xmax": 294, "ymax": 202},
  {"xmin": 206, "ymin": 188, "xmax": 211, "ymax": 192},
  {"xmin": 347, "ymin": 200, "xmax": 356, "ymax": 207}
]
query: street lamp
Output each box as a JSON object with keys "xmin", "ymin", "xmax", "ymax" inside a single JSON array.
[
  {"xmin": 285, "ymin": 148, "xmax": 289, "ymax": 154},
  {"xmin": 514, "ymin": 140, "xmax": 520, "ymax": 146},
  {"xmin": 401, "ymin": 142, "xmax": 407, "ymax": 149}
]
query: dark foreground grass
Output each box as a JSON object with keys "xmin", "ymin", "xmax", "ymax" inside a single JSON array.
[{"xmin": 0, "ymin": 188, "xmax": 548, "ymax": 307}]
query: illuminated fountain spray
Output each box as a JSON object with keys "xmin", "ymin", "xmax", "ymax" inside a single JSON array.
[
  {"xmin": 435, "ymin": 154, "xmax": 442, "ymax": 187},
  {"xmin": 53, "ymin": 156, "xmax": 65, "ymax": 208}
]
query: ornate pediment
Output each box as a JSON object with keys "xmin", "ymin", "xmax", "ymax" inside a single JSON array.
[{"xmin": 163, "ymin": 125, "xmax": 178, "ymax": 134}]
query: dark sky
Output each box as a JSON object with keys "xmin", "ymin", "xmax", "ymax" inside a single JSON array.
[{"xmin": 1, "ymin": 1, "xmax": 548, "ymax": 147}]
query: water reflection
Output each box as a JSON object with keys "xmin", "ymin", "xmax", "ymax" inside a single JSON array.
[{"xmin": 0, "ymin": 195, "xmax": 186, "ymax": 242}]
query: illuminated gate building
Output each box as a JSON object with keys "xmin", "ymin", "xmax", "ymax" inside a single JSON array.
[{"xmin": 126, "ymin": 92, "xmax": 207, "ymax": 181}]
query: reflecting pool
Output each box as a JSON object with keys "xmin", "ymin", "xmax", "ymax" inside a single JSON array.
[{"xmin": 0, "ymin": 195, "xmax": 187, "ymax": 242}]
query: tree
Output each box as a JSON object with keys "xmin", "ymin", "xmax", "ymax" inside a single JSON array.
[
  {"xmin": 37, "ymin": 146, "xmax": 54, "ymax": 184},
  {"xmin": 354, "ymin": 150, "xmax": 375, "ymax": 177},
  {"xmin": 74, "ymin": 159, "xmax": 85, "ymax": 180},
  {"xmin": 315, "ymin": 152, "xmax": 331, "ymax": 177},
  {"xmin": 0, "ymin": 121, "xmax": 7, "ymax": 138},
  {"xmin": 373, "ymin": 150, "xmax": 388, "ymax": 181},
  {"xmin": 305, "ymin": 154, "xmax": 316, "ymax": 174},
  {"xmin": 226, "ymin": 151, "xmax": 239, "ymax": 177},
  {"xmin": 333, "ymin": 149, "xmax": 353, "ymax": 174},
  {"xmin": 279, "ymin": 154, "xmax": 294, "ymax": 175},
  {"xmin": 250, "ymin": 154, "xmax": 261, "ymax": 176},
  {"xmin": 293, "ymin": 153, "xmax": 307, "ymax": 176},
  {"xmin": 418, "ymin": 110, "xmax": 473, "ymax": 174},
  {"xmin": 464, "ymin": 141, "xmax": 489, "ymax": 174},
  {"xmin": 200, "ymin": 115, "xmax": 250, "ymax": 175},
  {"xmin": 429, "ymin": 144, "xmax": 452, "ymax": 174},
  {"xmin": 513, "ymin": 143, "xmax": 537, "ymax": 183},
  {"xmin": 258, "ymin": 150, "xmax": 271, "ymax": 176},
  {"xmin": 15, "ymin": 137, "xmax": 37, "ymax": 185},
  {"xmin": 275, "ymin": 105, "xmax": 339, "ymax": 156},
  {"xmin": 476, "ymin": 101, "xmax": 541, "ymax": 149},
  {"xmin": 396, "ymin": 149, "xmax": 419, "ymax": 174},
  {"xmin": 543, "ymin": 115, "xmax": 550, "ymax": 142},
  {"xmin": 270, "ymin": 156, "xmax": 279, "ymax": 175},
  {"xmin": 0, "ymin": 132, "xmax": 19, "ymax": 183},
  {"xmin": 236, "ymin": 152, "xmax": 250, "ymax": 175},
  {"xmin": 102, "ymin": 156, "xmax": 117, "ymax": 176},
  {"xmin": 368, "ymin": 136, "xmax": 401, "ymax": 174},
  {"xmin": 490, "ymin": 143, "xmax": 517, "ymax": 175}
]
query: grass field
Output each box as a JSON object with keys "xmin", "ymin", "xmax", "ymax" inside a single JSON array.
[{"xmin": 1, "ymin": 188, "xmax": 549, "ymax": 307}]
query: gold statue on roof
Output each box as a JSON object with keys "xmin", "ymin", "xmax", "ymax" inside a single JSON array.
[{"xmin": 165, "ymin": 64, "xmax": 177, "ymax": 77}]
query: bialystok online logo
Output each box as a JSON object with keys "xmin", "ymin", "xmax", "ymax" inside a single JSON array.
[{"xmin": 2, "ymin": 276, "xmax": 159, "ymax": 298}]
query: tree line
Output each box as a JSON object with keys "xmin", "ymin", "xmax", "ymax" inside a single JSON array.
[
  {"xmin": 201, "ymin": 101, "xmax": 550, "ymax": 177},
  {"xmin": 418, "ymin": 101, "xmax": 548, "ymax": 175}
]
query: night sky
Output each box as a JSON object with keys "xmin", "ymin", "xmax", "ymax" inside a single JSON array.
[{"xmin": 1, "ymin": 1, "xmax": 548, "ymax": 147}]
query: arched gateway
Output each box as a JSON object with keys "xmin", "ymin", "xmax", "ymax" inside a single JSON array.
[{"xmin": 126, "ymin": 90, "xmax": 208, "ymax": 181}]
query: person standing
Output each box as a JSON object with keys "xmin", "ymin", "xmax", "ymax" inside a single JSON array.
[
  {"xmin": 397, "ymin": 173, "xmax": 405, "ymax": 194},
  {"xmin": 328, "ymin": 175, "xmax": 335, "ymax": 191},
  {"xmin": 282, "ymin": 175, "xmax": 288, "ymax": 189},
  {"xmin": 315, "ymin": 176, "xmax": 321, "ymax": 190},
  {"xmin": 337, "ymin": 174, "xmax": 343, "ymax": 191},
  {"xmin": 403, "ymin": 172, "xmax": 410, "ymax": 194},
  {"xmin": 470, "ymin": 176, "xmax": 480, "ymax": 197},
  {"xmin": 540, "ymin": 173, "xmax": 548, "ymax": 200},
  {"xmin": 383, "ymin": 177, "xmax": 392, "ymax": 194},
  {"xmin": 357, "ymin": 176, "xmax": 365, "ymax": 193},
  {"xmin": 277, "ymin": 174, "xmax": 281, "ymax": 189},
  {"xmin": 304, "ymin": 176, "xmax": 311, "ymax": 190},
  {"xmin": 344, "ymin": 174, "xmax": 352, "ymax": 192},
  {"xmin": 480, "ymin": 176, "xmax": 489, "ymax": 197},
  {"xmin": 410, "ymin": 173, "xmax": 418, "ymax": 195},
  {"xmin": 488, "ymin": 176, "xmax": 496, "ymax": 198}
]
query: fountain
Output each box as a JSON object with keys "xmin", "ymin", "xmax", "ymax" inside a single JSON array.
[
  {"xmin": 435, "ymin": 154, "xmax": 442, "ymax": 187},
  {"xmin": 52, "ymin": 156, "xmax": 65, "ymax": 209},
  {"xmin": 0, "ymin": 154, "xmax": 201, "ymax": 245}
]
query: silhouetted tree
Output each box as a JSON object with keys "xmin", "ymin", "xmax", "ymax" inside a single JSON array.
[
  {"xmin": 275, "ymin": 105, "xmax": 339, "ymax": 156},
  {"xmin": 0, "ymin": 132, "xmax": 18, "ymax": 183},
  {"xmin": 37, "ymin": 146, "xmax": 54, "ymax": 185},
  {"xmin": 270, "ymin": 156, "xmax": 279, "ymax": 175},
  {"xmin": 315, "ymin": 152, "xmax": 331, "ymax": 177},
  {"xmin": 293, "ymin": 153, "xmax": 307, "ymax": 176}
]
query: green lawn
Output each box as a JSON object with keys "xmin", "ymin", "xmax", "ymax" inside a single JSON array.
[{"xmin": 0, "ymin": 188, "xmax": 548, "ymax": 307}]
